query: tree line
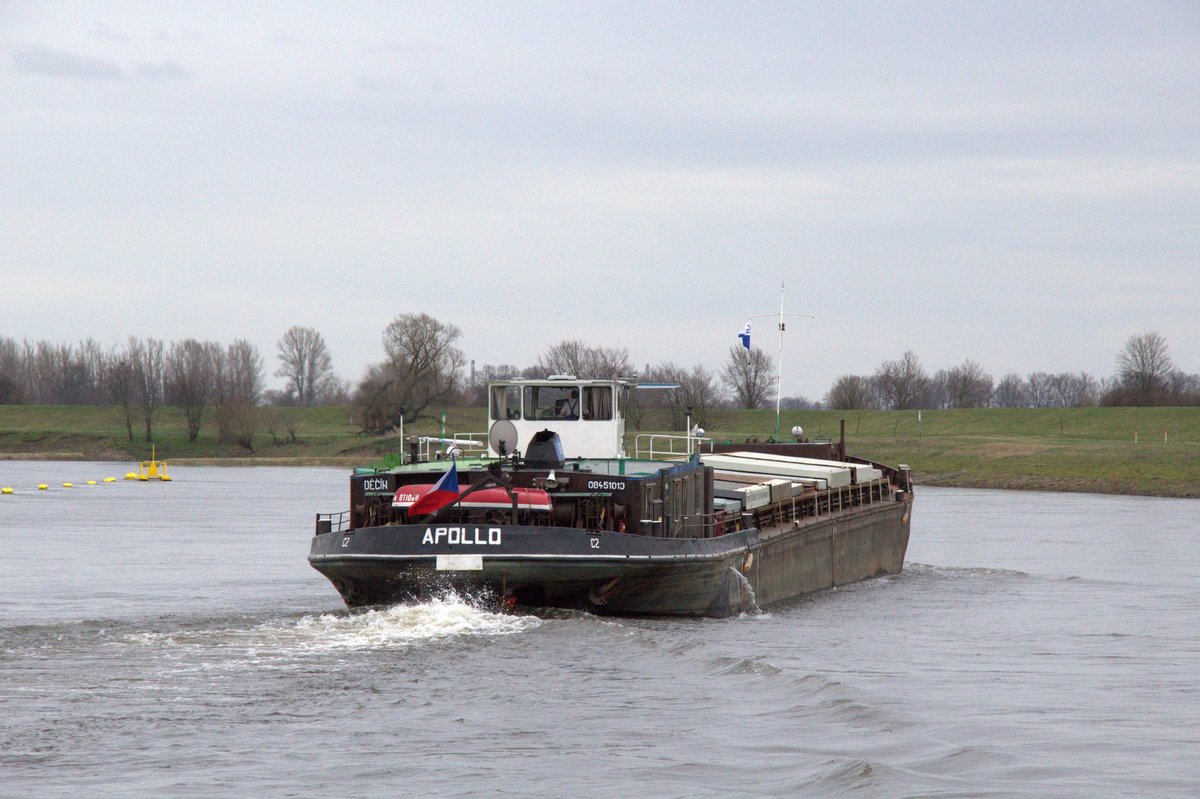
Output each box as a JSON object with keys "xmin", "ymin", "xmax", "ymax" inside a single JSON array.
[
  {"xmin": 344, "ymin": 321, "xmax": 1192, "ymax": 427},
  {"xmin": 0, "ymin": 327, "xmax": 346, "ymax": 446},
  {"xmin": 826, "ymin": 332, "xmax": 1198, "ymax": 410},
  {"xmin": 374, "ymin": 326, "xmax": 1197, "ymax": 432},
  {"xmin": 4, "ymin": 321, "xmax": 1195, "ymax": 446}
]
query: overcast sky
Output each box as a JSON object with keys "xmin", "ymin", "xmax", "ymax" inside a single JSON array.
[{"xmin": 3, "ymin": 2, "xmax": 1197, "ymax": 399}]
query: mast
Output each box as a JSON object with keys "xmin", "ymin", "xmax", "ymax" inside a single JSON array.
[
  {"xmin": 747, "ymin": 284, "xmax": 812, "ymax": 441},
  {"xmin": 775, "ymin": 281, "xmax": 784, "ymax": 440}
]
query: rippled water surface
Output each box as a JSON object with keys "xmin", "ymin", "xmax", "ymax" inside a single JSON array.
[{"xmin": 2, "ymin": 462, "xmax": 1198, "ymax": 797}]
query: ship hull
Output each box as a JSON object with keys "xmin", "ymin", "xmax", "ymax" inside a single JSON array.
[{"xmin": 309, "ymin": 496, "xmax": 912, "ymax": 617}]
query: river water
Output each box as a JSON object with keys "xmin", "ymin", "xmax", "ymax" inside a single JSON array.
[{"xmin": 1, "ymin": 462, "xmax": 1197, "ymax": 798}]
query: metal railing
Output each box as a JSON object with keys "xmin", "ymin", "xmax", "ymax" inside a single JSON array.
[
  {"xmin": 417, "ymin": 433, "xmax": 488, "ymax": 462},
  {"xmin": 633, "ymin": 433, "xmax": 714, "ymax": 460},
  {"xmin": 315, "ymin": 510, "xmax": 351, "ymax": 535}
]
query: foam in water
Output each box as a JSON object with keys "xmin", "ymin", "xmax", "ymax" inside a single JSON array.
[
  {"xmin": 290, "ymin": 596, "xmax": 542, "ymax": 651},
  {"xmin": 128, "ymin": 594, "xmax": 541, "ymax": 657}
]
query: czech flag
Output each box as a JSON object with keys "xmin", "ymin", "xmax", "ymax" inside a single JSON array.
[
  {"xmin": 738, "ymin": 320, "xmax": 751, "ymax": 350},
  {"xmin": 407, "ymin": 461, "xmax": 459, "ymax": 516}
]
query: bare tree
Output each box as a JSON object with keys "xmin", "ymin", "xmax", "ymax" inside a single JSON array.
[
  {"xmin": 874, "ymin": 351, "xmax": 930, "ymax": 410},
  {"xmin": 994, "ymin": 373, "xmax": 1029, "ymax": 408},
  {"xmin": 1, "ymin": 337, "xmax": 107, "ymax": 403},
  {"xmin": 537, "ymin": 340, "xmax": 631, "ymax": 379},
  {"xmin": 165, "ymin": 339, "xmax": 216, "ymax": 442},
  {"xmin": 1116, "ymin": 331, "xmax": 1174, "ymax": 403},
  {"xmin": 275, "ymin": 326, "xmax": 337, "ymax": 406},
  {"xmin": 1027, "ymin": 371, "xmax": 1099, "ymax": 407},
  {"xmin": 354, "ymin": 313, "xmax": 465, "ymax": 433},
  {"xmin": 826, "ymin": 375, "xmax": 876, "ymax": 410},
  {"xmin": 944, "ymin": 360, "xmax": 994, "ymax": 408},
  {"xmin": 354, "ymin": 364, "xmax": 398, "ymax": 434},
  {"xmin": 0, "ymin": 336, "xmax": 20, "ymax": 403},
  {"xmin": 721, "ymin": 345, "xmax": 775, "ymax": 409},
  {"xmin": 650, "ymin": 362, "xmax": 725, "ymax": 430},
  {"xmin": 100, "ymin": 349, "xmax": 137, "ymax": 440},
  {"xmin": 126, "ymin": 337, "xmax": 165, "ymax": 442},
  {"xmin": 77, "ymin": 338, "xmax": 107, "ymax": 402},
  {"xmin": 926, "ymin": 369, "xmax": 949, "ymax": 409},
  {"xmin": 31, "ymin": 339, "xmax": 107, "ymax": 404},
  {"xmin": 228, "ymin": 339, "xmax": 265, "ymax": 402},
  {"xmin": 1050, "ymin": 372, "xmax": 1098, "ymax": 407},
  {"xmin": 1166, "ymin": 371, "xmax": 1200, "ymax": 405},
  {"xmin": 57, "ymin": 338, "xmax": 107, "ymax": 404},
  {"xmin": 1026, "ymin": 372, "xmax": 1053, "ymax": 407},
  {"xmin": 28, "ymin": 341, "xmax": 58, "ymax": 403},
  {"xmin": 213, "ymin": 339, "xmax": 265, "ymax": 448}
]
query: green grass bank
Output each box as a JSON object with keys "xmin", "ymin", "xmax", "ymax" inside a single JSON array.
[{"xmin": 2, "ymin": 404, "xmax": 1198, "ymax": 498}]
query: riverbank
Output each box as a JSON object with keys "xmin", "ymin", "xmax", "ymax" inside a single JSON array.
[{"xmin": 2, "ymin": 404, "xmax": 1197, "ymax": 498}]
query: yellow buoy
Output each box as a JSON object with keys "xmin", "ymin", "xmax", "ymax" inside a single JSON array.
[
  {"xmin": 125, "ymin": 472, "xmax": 138, "ymax": 480},
  {"xmin": 87, "ymin": 480, "xmax": 97, "ymax": 485},
  {"xmin": 1, "ymin": 487, "xmax": 13, "ymax": 495},
  {"xmin": 38, "ymin": 483, "xmax": 48, "ymax": 491},
  {"xmin": 62, "ymin": 482, "xmax": 74, "ymax": 488},
  {"xmin": 134, "ymin": 444, "xmax": 172, "ymax": 481},
  {"xmin": 104, "ymin": 477, "xmax": 116, "ymax": 483}
]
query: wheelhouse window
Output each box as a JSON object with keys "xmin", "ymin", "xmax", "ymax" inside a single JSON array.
[
  {"xmin": 582, "ymin": 386, "xmax": 613, "ymax": 420},
  {"xmin": 523, "ymin": 385, "xmax": 580, "ymax": 420},
  {"xmin": 491, "ymin": 385, "xmax": 522, "ymax": 420}
]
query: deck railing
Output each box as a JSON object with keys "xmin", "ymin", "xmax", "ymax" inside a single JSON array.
[
  {"xmin": 315, "ymin": 510, "xmax": 351, "ymax": 535},
  {"xmin": 633, "ymin": 433, "xmax": 714, "ymax": 460},
  {"xmin": 418, "ymin": 434, "xmax": 488, "ymax": 462}
]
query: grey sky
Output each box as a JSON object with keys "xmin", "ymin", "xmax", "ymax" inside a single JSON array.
[{"xmin": 3, "ymin": 2, "xmax": 1197, "ymax": 399}]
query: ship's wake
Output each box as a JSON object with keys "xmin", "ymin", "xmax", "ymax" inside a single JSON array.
[
  {"xmin": 289, "ymin": 595, "xmax": 543, "ymax": 651},
  {"xmin": 122, "ymin": 594, "xmax": 542, "ymax": 660}
]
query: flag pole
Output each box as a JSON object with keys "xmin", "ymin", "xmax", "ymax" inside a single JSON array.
[
  {"xmin": 776, "ymin": 282, "xmax": 784, "ymax": 440},
  {"xmin": 744, "ymin": 284, "xmax": 813, "ymax": 442}
]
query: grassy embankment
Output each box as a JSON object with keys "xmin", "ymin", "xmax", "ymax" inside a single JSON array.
[
  {"xmin": 1, "ymin": 404, "xmax": 1198, "ymax": 497},
  {"xmin": 715, "ymin": 406, "xmax": 1200, "ymax": 498},
  {"xmin": 0, "ymin": 404, "xmax": 480, "ymax": 466}
]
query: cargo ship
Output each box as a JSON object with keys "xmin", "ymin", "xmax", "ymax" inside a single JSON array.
[{"xmin": 309, "ymin": 376, "xmax": 913, "ymax": 617}]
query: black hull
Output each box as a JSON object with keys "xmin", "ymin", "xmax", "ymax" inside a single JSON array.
[{"xmin": 309, "ymin": 497, "xmax": 912, "ymax": 618}]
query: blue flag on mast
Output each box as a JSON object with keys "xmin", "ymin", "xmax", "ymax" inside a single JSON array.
[{"xmin": 738, "ymin": 321, "xmax": 751, "ymax": 350}]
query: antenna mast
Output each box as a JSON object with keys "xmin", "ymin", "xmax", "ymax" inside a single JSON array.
[{"xmin": 747, "ymin": 282, "xmax": 813, "ymax": 440}]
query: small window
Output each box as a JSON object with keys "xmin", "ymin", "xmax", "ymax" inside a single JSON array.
[
  {"xmin": 491, "ymin": 385, "xmax": 521, "ymax": 421},
  {"xmin": 582, "ymin": 386, "xmax": 613, "ymax": 420}
]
